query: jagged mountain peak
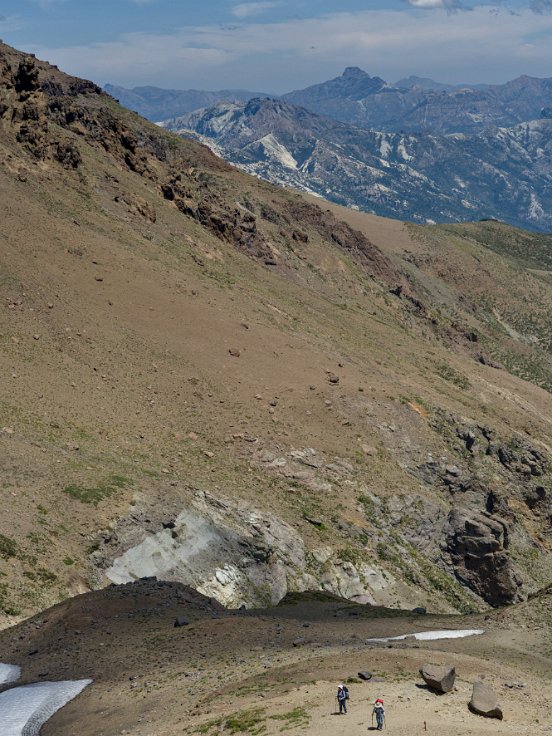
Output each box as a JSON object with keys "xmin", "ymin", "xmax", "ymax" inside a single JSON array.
[{"xmin": 283, "ymin": 67, "xmax": 388, "ymax": 104}]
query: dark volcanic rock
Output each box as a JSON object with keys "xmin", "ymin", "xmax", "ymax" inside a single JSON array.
[{"xmin": 445, "ymin": 509, "xmax": 522, "ymax": 606}]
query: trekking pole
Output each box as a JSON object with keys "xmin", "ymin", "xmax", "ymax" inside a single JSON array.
[{"xmin": 371, "ymin": 713, "xmax": 374, "ymax": 729}]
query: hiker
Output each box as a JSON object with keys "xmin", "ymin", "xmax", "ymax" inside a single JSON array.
[
  {"xmin": 337, "ymin": 683, "xmax": 349, "ymax": 714},
  {"xmin": 372, "ymin": 698, "xmax": 385, "ymax": 730}
]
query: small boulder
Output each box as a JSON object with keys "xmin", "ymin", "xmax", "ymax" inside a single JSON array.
[
  {"xmin": 411, "ymin": 607, "xmax": 427, "ymax": 615},
  {"xmin": 469, "ymin": 681, "xmax": 503, "ymax": 720},
  {"xmin": 419, "ymin": 664, "xmax": 456, "ymax": 693},
  {"xmin": 358, "ymin": 671, "xmax": 373, "ymax": 681},
  {"xmin": 174, "ymin": 617, "xmax": 189, "ymax": 628}
]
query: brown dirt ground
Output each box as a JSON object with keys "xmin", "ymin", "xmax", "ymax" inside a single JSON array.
[{"xmin": 0, "ymin": 583, "xmax": 549, "ymax": 736}]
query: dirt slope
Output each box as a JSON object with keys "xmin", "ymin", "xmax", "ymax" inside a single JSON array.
[{"xmin": 1, "ymin": 43, "xmax": 552, "ymax": 624}]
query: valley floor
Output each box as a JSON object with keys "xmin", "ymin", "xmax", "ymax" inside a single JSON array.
[{"xmin": 0, "ymin": 582, "xmax": 549, "ymax": 736}]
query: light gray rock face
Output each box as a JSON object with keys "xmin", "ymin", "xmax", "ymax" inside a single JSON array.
[
  {"xmin": 469, "ymin": 681, "xmax": 503, "ymax": 720},
  {"xmin": 100, "ymin": 491, "xmax": 392, "ymax": 609},
  {"xmin": 419, "ymin": 664, "xmax": 456, "ymax": 693}
]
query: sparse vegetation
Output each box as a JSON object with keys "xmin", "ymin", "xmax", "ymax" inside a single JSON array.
[
  {"xmin": 197, "ymin": 708, "xmax": 267, "ymax": 736},
  {"xmin": 63, "ymin": 474, "xmax": 130, "ymax": 505},
  {"xmin": 434, "ymin": 362, "xmax": 471, "ymax": 390},
  {"xmin": 0, "ymin": 534, "xmax": 18, "ymax": 560}
]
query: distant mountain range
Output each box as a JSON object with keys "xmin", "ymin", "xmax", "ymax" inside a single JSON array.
[
  {"xmin": 104, "ymin": 84, "xmax": 268, "ymax": 122},
  {"xmin": 107, "ymin": 68, "xmax": 552, "ymax": 230},
  {"xmin": 282, "ymin": 67, "xmax": 552, "ymax": 135},
  {"xmin": 163, "ymin": 97, "xmax": 552, "ymax": 231},
  {"xmin": 107, "ymin": 67, "xmax": 552, "ymax": 134}
]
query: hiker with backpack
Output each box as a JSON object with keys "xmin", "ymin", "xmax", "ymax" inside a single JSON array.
[
  {"xmin": 336, "ymin": 683, "xmax": 349, "ymax": 714},
  {"xmin": 372, "ymin": 698, "xmax": 385, "ymax": 730}
]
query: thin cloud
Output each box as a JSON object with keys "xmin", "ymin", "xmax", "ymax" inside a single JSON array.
[
  {"xmin": 30, "ymin": 6, "xmax": 552, "ymax": 91},
  {"xmin": 232, "ymin": 2, "xmax": 280, "ymax": 19},
  {"xmin": 530, "ymin": 0, "xmax": 552, "ymax": 13},
  {"xmin": 403, "ymin": 0, "xmax": 468, "ymax": 10},
  {"xmin": 32, "ymin": 0, "xmax": 67, "ymax": 7}
]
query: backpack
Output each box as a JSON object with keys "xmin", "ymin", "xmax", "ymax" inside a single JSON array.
[{"xmin": 343, "ymin": 686, "xmax": 350, "ymax": 700}]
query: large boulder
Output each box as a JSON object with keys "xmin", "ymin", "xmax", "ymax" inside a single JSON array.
[
  {"xmin": 419, "ymin": 664, "xmax": 456, "ymax": 693},
  {"xmin": 469, "ymin": 681, "xmax": 503, "ymax": 719}
]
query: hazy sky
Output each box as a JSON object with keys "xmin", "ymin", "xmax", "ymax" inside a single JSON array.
[{"xmin": 1, "ymin": 1, "xmax": 552, "ymax": 92}]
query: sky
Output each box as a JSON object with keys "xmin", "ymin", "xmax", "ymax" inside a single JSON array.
[{"xmin": 1, "ymin": 0, "xmax": 552, "ymax": 92}]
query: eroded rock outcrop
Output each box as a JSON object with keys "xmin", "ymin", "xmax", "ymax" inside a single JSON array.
[
  {"xmin": 444, "ymin": 509, "xmax": 522, "ymax": 606},
  {"xmin": 96, "ymin": 491, "xmax": 393, "ymax": 608}
]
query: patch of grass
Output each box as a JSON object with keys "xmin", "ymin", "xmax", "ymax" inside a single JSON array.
[
  {"xmin": 0, "ymin": 534, "xmax": 18, "ymax": 560},
  {"xmin": 337, "ymin": 546, "xmax": 367, "ymax": 566},
  {"xmin": 63, "ymin": 474, "xmax": 131, "ymax": 505},
  {"xmin": 197, "ymin": 708, "xmax": 267, "ymax": 736},
  {"xmin": 63, "ymin": 556, "xmax": 75, "ymax": 566},
  {"xmin": 0, "ymin": 583, "xmax": 20, "ymax": 616},
  {"xmin": 434, "ymin": 362, "xmax": 471, "ymax": 390},
  {"xmin": 269, "ymin": 707, "xmax": 310, "ymax": 731},
  {"xmin": 358, "ymin": 494, "xmax": 383, "ymax": 526}
]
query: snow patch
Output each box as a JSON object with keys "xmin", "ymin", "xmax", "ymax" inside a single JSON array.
[
  {"xmin": 366, "ymin": 629, "xmax": 484, "ymax": 644},
  {"xmin": 0, "ymin": 679, "xmax": 92, "ymax": 736},
  {"xmin": 0, "ymin": 664, "xmax": 21, "ymax": 685}
]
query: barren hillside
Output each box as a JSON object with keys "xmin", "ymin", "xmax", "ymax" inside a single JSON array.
[{"xmin": 1, "ymin": 42, "xmax": 552, "ymax": 631}]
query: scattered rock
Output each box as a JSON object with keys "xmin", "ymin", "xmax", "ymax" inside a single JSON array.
[
  {"xmin": 327, "ymin": 372, "xmax": 340, "ymax": 384},
  {"xmin": 304, "ymin": 516, "xmax": 324, "ymax": 528},
  {"xmin": 411, "ymin": 607, "xmax": 427, "ymax": 615},
  {"xmin": 419, "ymin": 664, "xmax": 456, "ymax": 693},
  {"xmin": 228, "ymin": 348, "xmax": 241, "ymax": 357},
  {"xmin": 358, "ymin": 671, "xmax": 373, "ymax": 681},
  {"xmin": 469, "ymin": 681, "xmax": 503, "ymax": 719},
  {"xmin": 361, "ymin": 445, "xmax": 376, "ymax": 456},
  {"xmin": 174, "ymin": 617, "xmax": 189, "ymax": 628},
  {"xmin": 445, "ymin": 465, "xmax": 461, "ymax": 477}
]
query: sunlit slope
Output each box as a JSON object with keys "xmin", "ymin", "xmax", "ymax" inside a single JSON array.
[{"xmin": 0, "ymin": 43, "xmax": 552, "ymax": 624}]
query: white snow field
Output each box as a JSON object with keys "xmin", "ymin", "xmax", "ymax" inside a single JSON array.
[
  {"xmin": 0, "ymin": 678, "xmax": 92, "ymax": 736},
  {"xmin": 0, "ymin": 663, "xmax": 21, "ymax": 684},
  {"xmin": 366, "ymin": 629, "xmax": 484, "ymax": 643}
]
